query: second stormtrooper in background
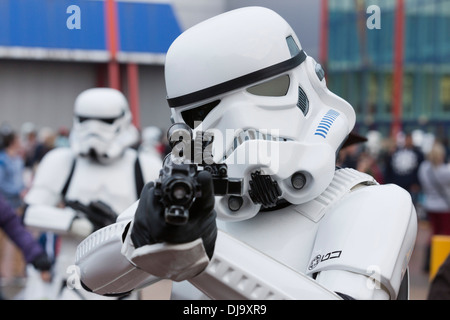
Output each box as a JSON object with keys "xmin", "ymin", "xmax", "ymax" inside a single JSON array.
[{"xmin": 23, "ymin": 88, "xmax": 162, "ymax": 299}]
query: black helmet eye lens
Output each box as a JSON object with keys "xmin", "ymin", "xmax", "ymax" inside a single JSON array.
[
  {"xmin": 76, "ymin": 111, "xmax": 124, "ymax": 125},
  {"xmin": 246, "ymin": 74, "xmax": 290, "ymax": 97},
  {"xmin": 181, "ymin": 100, "xmax": 221, "ymax": 129}
]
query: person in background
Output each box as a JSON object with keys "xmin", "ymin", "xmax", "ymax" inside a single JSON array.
[
  {"xmin": 32, "ymin": 127, "xmax": 56, "ymax": 166},
  {"xmin": 418, "ymin": 141, "xmax": 450, "ymax": 275},
  {"xmin": 337, "ymin": 133, "xmax": 384, "ymax": 183},
  {"xmin": 20, "ymin": 122, "xmax": 38, "ymax": 171},
  {"xmin": 384, "ymin": 132, "xmax": 424, "ymax": 204},
  {"xmin": 0, "ymin": 193, "xmax": 51, "ymax": 299},
  {"xmin": 55, "ymin": 126, "xmax": 70, "ymax": 149},
  {"xmin": 139, "ymin": 126, "xmax": 164, "ymax": 160},
  {"xmin": 418, "ymin": 141, "xmax": 450, "ymax": 237},
  {"xmin": 428, "ymin": 253, "xmax": 450, "ymax": 300},
  {"xmin": 0, "ymin": 124, "xmax": 30, "ymax": 288},
  {"xmin": 0, "ymin": 125, "xmax": 26, "ymax": 210},
  {"xmin": 337, "ymin": 143, "xmax": 360, "ymax": 169}
]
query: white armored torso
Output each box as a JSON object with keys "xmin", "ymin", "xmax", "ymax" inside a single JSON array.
[
  {"xmin": 185, "ymin": 168, "xmax": 417, "ymax": 300},
  {"xmin": 25, "ymin": 147, "xmax": 161, "ymax": 230},
  {"xmin": 24, "ymin": 147, "xmax": 161, "ymax": 299},
  {"xmin": 65, "ymin": 150, "xmax": 143, "ymax": 213},
  {"xmin": 76, "ymin": 167, "xmax": 417, "ymax": 300}
]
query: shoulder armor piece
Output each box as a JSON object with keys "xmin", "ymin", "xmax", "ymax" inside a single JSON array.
[
  {"xmin": 25, "ymin": 148, "xmax": 76, "ymax": 205},
  {"xmin": 293, "ymin": 168, "xmax": 378, "ymax": 222},
  {"xmin": 306, "ymin": 182, "xmax": 417, "ymax": 299}
]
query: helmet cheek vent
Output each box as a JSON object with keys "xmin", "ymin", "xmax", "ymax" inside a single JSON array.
[{"xmin": 297, "ymin": 86, "xmax": 309, "ymax": 116}]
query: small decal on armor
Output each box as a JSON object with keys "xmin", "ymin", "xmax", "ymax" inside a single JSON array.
[
  {"xmin": 309, "ymin": 255, "xmax": 322, "ymax": 270},
  {"xmin": 308, "ymin": 250, "xmax": 342, "ymax": 270}
]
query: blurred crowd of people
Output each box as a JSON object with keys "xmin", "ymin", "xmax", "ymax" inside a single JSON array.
[
  {"xmin": 338, "ymin": 129, "xmax": 450, "ymax": 231},
  {"xmin": 0, "ymin": 122, "xmax": 68, "ymax": 299},
  {"xmin": 1, "ymin": 123, "xmax": 70, "ymax": 197},
  {"xmin": 338, "ymin": 130, "xmax": 449, "ymax": 221}
]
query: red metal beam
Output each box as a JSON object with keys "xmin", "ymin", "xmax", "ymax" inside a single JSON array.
[
  {"xmin": 105, "ymin": 0, "xmax": 120, "ymax": 90},
  {"xmin": 319, "ymin": 0, "xmax": 329, "ymax": 66},
  {"xmin": 127, "ymin": 63, "xmax": 141, "ymax": 129},
  {"xmin": 391, "ymin": 0, "xmax": 405, "ymax": 137}
]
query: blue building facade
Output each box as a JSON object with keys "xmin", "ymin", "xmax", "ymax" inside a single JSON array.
[
  {"xmin": 0, "ymin": 0, "xmax": 181, "ymax": 63},
  {"xmin": 326, "ymin": 0, "xmax": 450, "ymax": 138}
]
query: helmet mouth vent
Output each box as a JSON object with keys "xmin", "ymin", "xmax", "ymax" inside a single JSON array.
[{"xmin": 224, "ymin": 128, "xmax": 292, "ymax": 160}]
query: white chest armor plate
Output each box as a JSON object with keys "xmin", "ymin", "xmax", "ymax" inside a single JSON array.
[
  {"xmin": 65, "ymin": 150, "xmax": 140, "ymax": 214},
  {"xmin": 216, "ymin": 168, "xmax": 377, "ymax": 273},
  {"xmin": 76, "ymin": 166, "xmax": 416, "ymax": 299}
]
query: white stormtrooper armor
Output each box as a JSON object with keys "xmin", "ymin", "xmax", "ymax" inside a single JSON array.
[
  {"xmin": 76, "ymin": 7, "xmax": 417, "ymax": 300},
  {"xmin": 23, "ymin": 88, "xmax": 162, "ymax": 299}
]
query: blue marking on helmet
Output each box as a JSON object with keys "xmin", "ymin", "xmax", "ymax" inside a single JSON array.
[{"xmin": 314, "ymin": 110, "xmax": 340, "ymax": 138}]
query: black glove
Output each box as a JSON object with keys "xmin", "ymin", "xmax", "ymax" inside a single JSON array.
[
  {"xmin": 86, "ymin": 201, "xmax": 117, "ymax": 230},
  {"xmin": 131, "ymin": 171, "xmax": 217, "ymax": 259},
  {"xmin": 66, "ymin": 200, "xmax": 117, "ymax": 231},
  {"xmin": 31, "ymin": 252, "xmax": 52, "ymax": 271}
]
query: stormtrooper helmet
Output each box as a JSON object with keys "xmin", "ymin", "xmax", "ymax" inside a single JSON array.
[
  {"xmin": 70, "ymin": 88, "xmax": 139, "ymax": 164},
  {"xmin": 165, "ymin": 7, "xmax": 356, "ymax": 221}
]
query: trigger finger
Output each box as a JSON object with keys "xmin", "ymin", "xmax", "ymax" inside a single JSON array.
[{"xmin": 192, "ymin": 170, "xmax": 215, "ymax": 211}]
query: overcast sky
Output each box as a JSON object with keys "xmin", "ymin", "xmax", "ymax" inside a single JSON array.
[{"xmin": 226, "ymin": 0, "xmax": 321, "ymax": 58}]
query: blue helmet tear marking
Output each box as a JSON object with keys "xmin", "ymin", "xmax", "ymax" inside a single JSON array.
[{"xmin": 314, "ymin": 109, "xmax": 340, "ymax": 139}]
